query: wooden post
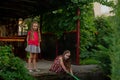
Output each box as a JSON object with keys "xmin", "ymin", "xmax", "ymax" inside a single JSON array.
[
  {"xmin": 56, "ymin": 39, "xmax": 58, "ymax": 57},
  {"xmin": 76, "ymin": 8, "xmax": 80, "ymax": 65},
  {"xmin": 40, "ymin": 14, "xmax": 42, "ymax": 35},
  {"xmin": 39, "ymin": 14, "xmax": 43, "ymax": 59}
]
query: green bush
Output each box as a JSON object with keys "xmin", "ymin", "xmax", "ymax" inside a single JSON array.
[
  {"xmin": 93, "ymin": 49, "xmax": 111, "ymax": 75},
  {"xmin": 92, "ymin": 17, "xmax": 112, "ymax": 75},
  {"xmin": 80, "ymin": 58, "xmax": 99, "ymax": 65},
  {"xmin": 110, "ymin": 1, "xmax": 120, "ymax": 80},
  {"xmin": 0, "ymin": 45, "xmax": 35, "ymax": 80}
]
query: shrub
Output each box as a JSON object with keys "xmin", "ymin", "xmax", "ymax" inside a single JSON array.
[
  {"xmin": 92, "ymin": 17, "xmax": 112, "ymax": 75},
  {"xmin": 110, "ymin": 1, "xmax": 120, "ymax": 80},
  {"xmin": 80, "ymin": 58, "xmax": 99, "ymax": 65},
  {"xmin": 0, "ymin": 45, "xmax": 35, "ymax": 80}
]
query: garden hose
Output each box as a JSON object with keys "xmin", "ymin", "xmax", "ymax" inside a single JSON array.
[{"xmin": 68, "ymin": 73, "xmax": 80, "ymax": 80}]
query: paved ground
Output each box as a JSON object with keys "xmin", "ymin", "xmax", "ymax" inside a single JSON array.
[
  {"xmin": 25, "ymin": 59, "xmax": 52, "ymax": 76},
  {"xmin": 26, "ymin": 59, "xmax": 100, "ymax": 76},
  {"xmin": 25, "ymin": 59, "xmax": 107, "ymax": 80}
]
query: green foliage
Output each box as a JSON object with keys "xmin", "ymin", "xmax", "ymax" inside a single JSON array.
[
  {"xmin": 0, "ymin": 45, "xmax": 35, "ymax": 80},
  {"xmin": 95, "ymin": 0, "xmax": 114, "ymax": 7},
  {"xmin": 71, "ymin": 0, "xmax": 114, "ymax": 8},
  {"xmin": 41, "ymin": 2, "xmax": 114, "ymax": 75},
  {"xmin": 81, "ymin": 16, "xmax": 112, "ymax": 75},
  {"xmin": 93, "ymin": 47, "xmax": 111, "ymax": 75},
  {"xmin": 42, "ymin": 0, "xmax": 114, "ymax": 57},
  {"xmin": 24, "ymin": 16, "xmax": 40, "ymax": 30},
  {"xmin": 80, "ymin": 3, "xmax": 96, "ymax": 59},
  {"xmin": 42, "ymin": 1, "xmax": 97, "ymax": 58},
  {"xmin": 110, "ymin": 0, "xmax": 120, "ymax": 80},
  {"xmin": 42, "ymin": 7, "xmax": 76, "ymax": 38},
  {"xmin": 78, "ymin": 0, "xmax": 114, "ymax": 60},
  {"xmin": 93, "ymin": 17, "xmax": 112, "ymax": 75},
  {"xmin": 80, "ymin": 58, "xmax": 99, "ymax": 65},
  {"xmin": 23, "ymin": 0, "xmax": 114, "ymax": 39},
  {"xmin": 94, "ymin": 17, "xmax": 113, "ymax": 47}
]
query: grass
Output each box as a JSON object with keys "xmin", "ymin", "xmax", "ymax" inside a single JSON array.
[{"xmin": 80, "ymin": 58, "xmax": 100, "ymax": 65}]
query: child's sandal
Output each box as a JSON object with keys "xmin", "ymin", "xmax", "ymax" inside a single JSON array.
[{"xmin": 29, "ymin": 69, "xmax": 33, "ymax": 72}]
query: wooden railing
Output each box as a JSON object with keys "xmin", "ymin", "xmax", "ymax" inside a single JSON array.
[
  {"xmin": 0, "ymin": 36, "xmax": 26, "ymax": 42},
  {"xmin": 0, "ymin": 36, "xmax": 27, "ymax": 60}
]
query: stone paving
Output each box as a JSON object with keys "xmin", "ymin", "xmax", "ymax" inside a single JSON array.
[
  {"xmin": 25, "ymin": 59, "xmax": 109, "ymax": 80},
  {"xmin": 26, "ymin": 59, "xmax": 101, "ymax": 78}
]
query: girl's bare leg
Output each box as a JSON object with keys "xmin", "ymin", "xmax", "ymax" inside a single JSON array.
[
  {"xmin": 28, "ymin": 53, "xmax": 33, "ymax": 70},
  {"xmin": 33, "ymin": 53, "xmax": 37, "ymax": 70}
]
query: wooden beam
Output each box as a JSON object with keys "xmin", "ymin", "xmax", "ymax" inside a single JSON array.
[
  {"xmin": 0, "ymin": 3, "xmax": 36, "ymax": 12},
  {"xmin": 0, "ymin": 0, "xmax": 68, "ymax": 18},
  {"xmin": 0, "ymin": 8, "xmax": 29, "ymax": 16},
  {"xmin": 0, "ymin": 37, "xmax": 25, "ymax": 42},
  {"xmin": 0, "ymin": 7, "xmax": 30, "ymax": 14},
  {"xmin": 12, "ymin": 0, "xmax": 38, "ymax": 3},
  {"xmin": 0, "ymin": 13, "xmax": 28, "ymax": 19},
  {"xmin": 76, "ymin": 8, "xmax": 80, "ymax": 65}
]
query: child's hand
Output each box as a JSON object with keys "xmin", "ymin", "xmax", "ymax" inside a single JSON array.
[
  {"xmin": 70, "ymin": 72, "xmax": 73, "ymax": 75},
  {"xmin": 65, "ymin": 70, "xmax": 69, "ymax": 74},
  {"xmin": 38, "ymin": 43, "xmax": 40, "ymax": 46},
  {"xmin": 40, "ymin": 40, "xmax": 42, "ymax": 42}
]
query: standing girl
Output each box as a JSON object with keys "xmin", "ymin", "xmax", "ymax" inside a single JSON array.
[
  {"xmin": 25, "ymin": 21, "xmax": 41, "ymax": 72},
  {"xmin": 49, "ymin": 50, "xmax": 73, "ymax": 75}
]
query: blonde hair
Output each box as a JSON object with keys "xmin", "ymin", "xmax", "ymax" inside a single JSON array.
[{"xmin": 29, "ymin": 21, "xmax": 41, "ymax": 41}]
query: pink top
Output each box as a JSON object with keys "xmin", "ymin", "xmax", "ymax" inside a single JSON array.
[{"xmin": 27, "ymin": 31, "xmax": 39, "ymax": 46}]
